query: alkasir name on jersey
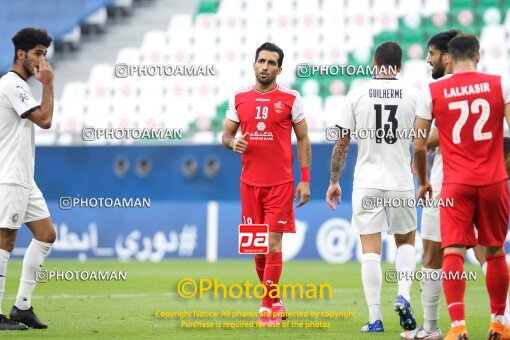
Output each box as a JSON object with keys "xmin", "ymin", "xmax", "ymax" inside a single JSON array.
[{"xmin": 443, "ymin": 82, "xmax": 490, "ymax": 98}]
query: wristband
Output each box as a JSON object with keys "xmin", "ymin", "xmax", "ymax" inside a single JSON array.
[{"xmin": 300, "ymin": 167, "xmax": 310, "ymax": 183}]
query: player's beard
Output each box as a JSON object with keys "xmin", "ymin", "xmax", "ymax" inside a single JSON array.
[
  {"xmin": 256, "ymin": 73, "xmax": 275, "ymax": 85},
  {"xmin": 431, "ymin": 65, "xmax": 445, "ymax": 79},
  {"xmin": 22, "ymin": 59, "xmax": 34, "ymax": 78}
]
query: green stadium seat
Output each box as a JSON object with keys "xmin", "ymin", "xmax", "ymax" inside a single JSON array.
[
  {"xmin": 451, "ymin": 0, "xmax": 476, "ymax": 10},
  {"xmin": 216, "ymin": 100, "xmax": 228, "ymax": 118},
  {"xmin": 374, "ymin": 30, "xmax": 400, "ymax": 45},
  {"xmin": 478, "ymin": 0, "xmax": 501, "ymax": 9},
  {"xmin": 400, "ymin": 28, "xmax": 425, "ymax": 45},
  {"xmin": 196, "ymin": 0, "xmax": 220, "ymax": 14}
]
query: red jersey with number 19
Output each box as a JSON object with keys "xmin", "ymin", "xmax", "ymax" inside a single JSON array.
[
  {"xmin": 416, "ymin": 72, "xmax": 510, "ymax": 186},
  {"xmin": 226, "ymin": 85, "xmax": 306, "ymax": 187}
]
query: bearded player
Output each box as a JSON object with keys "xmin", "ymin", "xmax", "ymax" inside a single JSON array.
[
  {"xmin": 402, "ymin": 29, "xmax": 460, "ymax": 340},
  {"xmin": 0, "ymin": 28, "xmax": 56, "ymax": 330},
  {"xmin": 221, "ymin": 42, "xmax": 311, "ymax": 326},
  {"xmin": 414, "ymin": 34, "xmax": 510, "ymax": 339}
]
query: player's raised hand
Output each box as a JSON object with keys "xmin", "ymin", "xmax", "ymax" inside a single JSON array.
[
  {"xmin": 417, "ymin": 181, "xmax": 433, "ymax": 201},
  {"xmin": 294, "ymin": 182, "xmax": 310, "ymax": 208},
  {"xmin": 34, "ymin": 59, "xmax": 54, "ymax": 85},
  {"xmin": 326, "ymin": 183, "xmax": 342, "ymax": 210},
  {"xmin": 232, "ymin": 132, "xmax": 249, "ymax": 154}
]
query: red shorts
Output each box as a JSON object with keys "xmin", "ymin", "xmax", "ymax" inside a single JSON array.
[
  {"xmin": 440, "ymin": 180, "xmax": 509, "ymax": 248},
  {"xmin": 240, "ymin": 181, "xmax": 295, "ymax": 233}
]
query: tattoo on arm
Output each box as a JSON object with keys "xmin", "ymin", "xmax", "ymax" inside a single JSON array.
[{"xmin": 330, "ymin": 135, "xmax": 350, "ymax": 183}]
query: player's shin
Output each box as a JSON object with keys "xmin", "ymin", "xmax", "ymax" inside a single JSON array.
[
  {"xmin": 261, "ymin": 252, "xmax": 282, "ymax": 309},
  {"xmin": 442, "ymin": 252, "xmax": 466, "ymax": 325},
  {"xmin": 421, "ymin": 267, "xmax": 442, "ymax": 331},
  {"xmin": 486, "ymin": 253, "xmax": 510, "ymax": 322},
  {"xmin": 254, "ymin": 255, "xmax": 265, "ymax": 283},
  {"xmin": 396, "ymin": 244, "xmax": 416, "ymax": 301},
  {"xmin": 361, "ymin": 253, "xmax": 382, "ymax": 322},
  {"xmin": 15, "ymin": 239, "xmax": 52, "ymax": 310},
  {"xmin": 0, "ymin": 249, "xmax": 10, "ymax": 315}
]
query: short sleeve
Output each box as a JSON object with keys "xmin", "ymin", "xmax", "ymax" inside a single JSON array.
[
  {"xmin": 4, "ymin": 79, "xmax": 39, "ymax": 118},
  {"xmin": 337, "ymin": 94, "xmax": 355, "ymax": 130},
  {"xmin": 415, "ymin": 87, "xmax": 433, "ymax": 121},
  {"xmin": 225, "ymin": 94, "xmax": 239, "ymax": 122},
  {"xmin": 291, "ymin": 93, "xmax": 306, "ymax": 125},
  {"xmin": 501, "ymin": 77, "xmax": 510, "ymax": 104}
]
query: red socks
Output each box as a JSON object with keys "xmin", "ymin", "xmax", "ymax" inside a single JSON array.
[
  {"xmin": 254, "ymin": 255, "xmax": 265, "ymax": 282},
  {"xmin": 486, "ymin": 253, "xmax": 509, "ymax": 316},
  {"xmin": 442, "ymin": 253, "xmax": 466, "ymax": 323},
  {"xmin": 261, "ymin": 252, "xmax": 282, "ymax": 309}
]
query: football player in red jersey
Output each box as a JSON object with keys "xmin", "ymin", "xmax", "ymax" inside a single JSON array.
[
  {"xmin": 221, "ymin": 42, "xmax": 311, "ymax": 326},
  {"xmin": 414, "ymin": 34, "xmax": 510, "ymax": 339}
]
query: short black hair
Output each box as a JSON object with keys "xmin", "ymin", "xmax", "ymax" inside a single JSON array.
[
  {"xmin": 448, "ymin": 34, "xmax": 480, "ymax": 61},
  {"xmin": 12, "ymin": 27, "xmax": 53, "ymax": 62},
  {"xmin": 374, "ymin": 41, "xmax": 402, "ymax": 68},
  {"xmin": 255, "ymin": 42, "xmax": 284, "ymax": 67},
  {"xmin": 428, "ymin": 29, "xmax": 461, "ymax": 53}
]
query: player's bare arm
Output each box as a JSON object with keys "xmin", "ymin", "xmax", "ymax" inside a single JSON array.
[
  {"xmin": 28, "ymin": 59, "xmax": 54, "ymax": 129},
  {"xmin": 413, "ymin": 118, "xmax": 433, "ymax": 200},
  {"xmin": 326, "ymin": 132, "xmax": 350, "ymax": 210},
  {"xmin": 426, "ymin": 128, "xmax": 439, "ymax": 151},
  {"xmin": 222, "ymin": 119, "xmax": 249, "ymax": 154},
  {"xmin": 293, "ymin": 121, "xmax": 311, "ymax": 208}
]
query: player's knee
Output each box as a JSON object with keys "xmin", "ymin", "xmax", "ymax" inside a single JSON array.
[
  {"xmin": 268, "ymin": 239, "xmax": 282, "ymax": 252},
  {"xmin": 44, "ymin": 229, "xmax": 56, "ymax": 244},
  {"xmin": 0, "ymin": 233, "xmax": 17, "ymax": 252},
  {"xmin": 422, "ymin": 252, "xmax": 442, "ymax": 269},
  {"xmin": 485, "ymin": 246, "xmax": 504, "ymax": 257},
  {"xmin": 394, "ymin": 231, "xmax": 415, "ymax": 248},
  {"xmin": 36, "ymin": 228, "xmax": 56, "ymax": 244}
]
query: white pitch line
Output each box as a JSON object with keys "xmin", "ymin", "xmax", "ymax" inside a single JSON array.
[{"xmin": 3, "ymin": 285, "xmax": 487, "ymax": 300}]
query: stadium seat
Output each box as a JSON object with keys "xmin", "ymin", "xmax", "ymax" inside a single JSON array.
[
  {"xmin": 480, "ymin": 7, "xmax": 503, "ymax": 25},
  {"xmin": 324, "ymin": 95, "xmax": 345, "ymax": 125},
  {"xmin": 423, "ymin": 0, "xmax": 449, "ymax": 16},
  {"xmin": 167, "ymin": 13, "xmax": 193, "ymax": 39},
  {"xmin": 116, "ymin": 47, "xmax": 141, "ymax": 65},
  {"xmin": 398, "ymin": 0, "xmax": 424, "ymax": 16},
  {"xmin": 217, "ymin": 0, "xmax": 243, "ymax": 16},
  {"xmin": 140, "ymin": 30, "xmax": 170, "ymax": 64},
  {"xmin": 87, "ymin": 64, "xmax": 114, "ymax": 101}
]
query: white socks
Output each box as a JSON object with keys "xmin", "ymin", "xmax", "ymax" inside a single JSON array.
[
  {"xmin": 396, "ymin": 244, "xmax": 416, "ymax": 302},
  {"xmin": 15, "ymin": 239, "xmax": 52, "ymax": 310},
  {"xmin": 421, "ymin": 267, "xmax": 442, "ymax": 332},
  {"xmin": 362, "ymin": 253, "xmax": 382, "ymax": 323},
  {"xmin": 0, "ymin": 249, "xmax": 10, "ymax": 315}
]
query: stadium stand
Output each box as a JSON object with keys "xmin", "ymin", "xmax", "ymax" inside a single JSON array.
[{"xmin": 6, "ymin": 0, "xmax": 510, "ymax": 144}]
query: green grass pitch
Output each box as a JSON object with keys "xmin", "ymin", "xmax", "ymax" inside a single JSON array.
[{"xmin": 0, "ymin": 260, "xmax": 491, "ymax": 339}]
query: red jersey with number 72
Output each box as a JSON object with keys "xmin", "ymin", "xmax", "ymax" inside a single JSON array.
[
  {"xmin": 225, "ymin": 85, "xmax": 306, "ymax": 187},
  {"xmin": 416, "ymin": 71, "xmax": 510, "ymax": 185}
]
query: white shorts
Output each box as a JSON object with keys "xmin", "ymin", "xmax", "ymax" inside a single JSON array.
[
  {"xmin": 420, "ymin": 189, "xmax": 441, "ymax": 242},
  {"xmin": 351, "ymin": 188, "xmax": 417, "ymax": 235},
  {"xmin": 0, "ymin": 183, "xmax": 50, "ymax": 229}
]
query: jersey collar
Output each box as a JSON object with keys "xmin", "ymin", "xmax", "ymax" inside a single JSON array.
[
  {"xmin": 253, "ymin": 84, "xmax": 279, "ymax": 94},
  {"xmin": 9, "ymin": 70, "xmax": 28, "ymax": 82}
]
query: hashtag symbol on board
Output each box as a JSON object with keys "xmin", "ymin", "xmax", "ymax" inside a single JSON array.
[{"xmin": 178, "ymin": 225, "xmax": 198, "ymax": 257}]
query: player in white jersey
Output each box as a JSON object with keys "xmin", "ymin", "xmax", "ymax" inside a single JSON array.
[
  {"xmin": 0, "ymin": 28, "xmax": 56, "ymax": 330},
  {"xmin": 327, "ymin": 42, "xmax": 418, "ymax": 333}
]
